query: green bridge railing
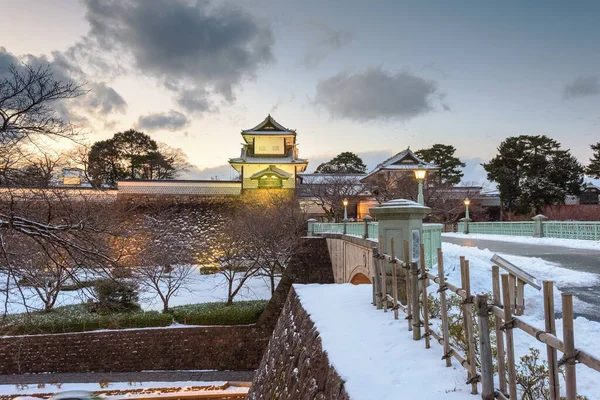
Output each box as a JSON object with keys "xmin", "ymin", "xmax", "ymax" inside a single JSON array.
[
  {"xmin": 457, "ymin": 221, "xmax": 535, "ymax": 236},
  {"xmin": 311, "ymin": 221, "xmax": 443, "ymax": 268},
  {"xmin": 457, "ymin": 220, "xmax": 600, "ymax": 241}
]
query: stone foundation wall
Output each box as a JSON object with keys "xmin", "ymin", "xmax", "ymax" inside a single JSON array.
[
  {"xmin": 0, "ymin": 325, "xmax": 269, "ymax": 374},
  {"xmin": 248, "ymin": 288, "xmax": 350, "ymax": 400}
]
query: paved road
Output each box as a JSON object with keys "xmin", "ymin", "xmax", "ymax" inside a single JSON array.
[
  {"xmin": 0, "ymin": 370, "xmax": 255, "ymax": 385},
  {"xmin": 443, "ymin": 236, "xmax": 600, "ymax": 322}
]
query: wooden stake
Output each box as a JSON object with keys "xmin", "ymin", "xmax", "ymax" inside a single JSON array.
[
  {"xmin": 380, "ymin": 236, "xmax": 388, "ymax": 313},
  {"xmin": 420, "ymin": 244, "xmax": 430, "ymax": 348},
  {"xmin": 492, "ymin": 265, "xmax": 507, "ymax": 395},
  {"xmin": 516, "ymin": 279, "xmax": 525, "ymax": 316},
  {"xmin": 404, "ymin": 240, "xmax": 412, "ymax": 331},
  {"xmin": 501, "ymin": 274, "xmax": 518, "ymax": 400},
  {"xmin": 562, "ymin": 293, "xmax": 577, "ymax": 400},
  {"xmin": 508, "ymin": 274, "xmax": 516, "ymax": 314},
  {"xmin": 391, "ymin": 238, "xmax": 398, "ymax": 320},
  {"xmin": 461, "ymin": 259, "xmax": 477, "ymax": 395},
  {"xmin": 437, "ymin": 248, "xmax": 451, "ymax": 367},
  {"xmin": 373, "ymin": 247, "xmax": 382, "ymax": 309},
  {"xmin": 410, "ymin": 262, "xmax": 421, "ymax": 341},
  {"xmin": 543, "ymin": 281, "xmax": 560, "ymax": 400},
  {"xmin": 476, "ymin": 295, "xmax": 494, "ymax": 400}
]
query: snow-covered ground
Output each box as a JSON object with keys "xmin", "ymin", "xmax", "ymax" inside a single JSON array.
[
  {"xmin": 0, "ymin": 271, "xmax": 276, "ymax": 314},
  {"xmin": 295, "ymin": 284, "xmax": 474, "ymax": 399},
  {"xmin": 441, "ymin": 242, "xmax": 600, "ymax": 399},
  {"xmin": 444, "ymin": 232, "xmax": 600, "ymax": 251}
]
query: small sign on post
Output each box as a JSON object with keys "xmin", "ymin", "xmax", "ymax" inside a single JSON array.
[{"xmin": 411, "ymin": 228, "xmax": 420, "ymax": 262}]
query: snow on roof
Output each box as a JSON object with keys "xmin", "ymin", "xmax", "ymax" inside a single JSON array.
[
  {"xmin": 294, "ymin": 284, "xmax": 474, "ymax": 399},
  {"xmin": 229, "ymin": 155, "xmax": 308, "ymax": 164},
  {"xmin": 250, "ymin": 165, "xmax": 292, "ymax": 180},
  {"xmin": 362, "ymin": 148, "xmax": 438, "ymax": 181},
  {"xmin": 297, "ymin": 173, "xmax": 366, "ymax": 184},
  {"xmin": 241, "ymin": 114, "xmax": 295, "ymax": 134}
]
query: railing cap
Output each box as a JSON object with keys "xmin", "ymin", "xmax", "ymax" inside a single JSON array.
[
  {"xmin": 532, "ymin": 214, "xmax": 549, "ymax": 221},
  {"xmin": 307, "ymin": 218, "xmax": 318, "ymax": 222},
  {"xmin": 363, "ymin": 215, "xmax": 373, "ymax": 221}
]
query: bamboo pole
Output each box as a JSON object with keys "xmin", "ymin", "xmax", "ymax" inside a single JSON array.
[
  {"xmin": 381, "ymin": 238, "xmax": 388, "ymax": 312},
  {"xmin": 430, "ymin": 330, "xmax": 471, "ymax": 370},
  {"xmin": 543, "ymin": 281, "xmax": 560, "ymax": 400},
  {"xmin": 420, "ymin": 244, "xmax": 430, "ymax": 349},
  {"xmin": 426, "ymin": 273, "xmax": 468, "ymax": 299},
  {"xmin": 373, "ymin": 247, "xmax": 382, "ymax": 309},
  {"xmin": 501, "ymin": 274, "xmax": 518, "ymax": 400},
  {"xmin": 461, "ymin": 259, "xmax": 477, "ymax": 395},
  {"xmin": 391, "ymin": 238, "xmax": 398, "ymax": 320},
  {"xmin": 516, "ymin": 278, "xmax": 525, "ymax": 316},
  {"xmin": 476, "ymin": 295, "xmax": 494, "ymax": 400},
  {"xmin": 386, "ymin": 294, "xmax": 408, "ymax": 313},
  {"xmin": 492, "ymin": 265, "xmax": 507, "ymax": 395},
  {"xmin": 562, "ymin": 293, "xmax": 577, "ymax": 400},
  {"xmin": 489, "ymin": 304, "xmax": 600, "ymax": 373},
  {"xmin": 404, "ymin": 240, "xmax": 412, "ymax": 331},
  {"xmin": 508, "ymin": 274, "xmax": 516, "ymax": 314},
  {"xmin": 411, "ymin": 262, "xmax": 421, "ymax": 340},
  {"xmin": 437, "ymin": 248, "xmax": 451, "ymax": 367}
]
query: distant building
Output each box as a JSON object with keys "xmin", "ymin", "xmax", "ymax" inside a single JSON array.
[
  {"xmin": 229, "ymin": 115, "xmax": 308, "ymax": 191},
  {"xmin": 58, "ymin": 168, "xmax": 91, "ymax": 187}
]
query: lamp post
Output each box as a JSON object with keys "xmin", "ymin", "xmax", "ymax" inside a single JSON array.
[
  {"xmin": 461, "ymin": 198, "xmax": 472, "ymax": 234},
  {"xmin": 342, "ymin": 199, "xmax": 349, "ymax": 234},
  {"xmin": 343, "ymin": 199, "xmax": 349, "ymax": 221},
  {"xmin": 414, "ymin": 164, "xmax": 427, "ymax": 206}
]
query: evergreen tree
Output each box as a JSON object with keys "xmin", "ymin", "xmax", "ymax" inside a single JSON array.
[
  {"xmin": 315, "ymin": 152, "xmax": 367, "ymax": 174},
  {"xmin": 483, "ymin": 135, "xmax": 584, "ymax": 214},
  {"xmin": 586, "ymin": 142, "xmax": 600, "ymax": 179},
  {"xmin": 416, "ymin": 144, "xmax": 465, "ymax": 185}
]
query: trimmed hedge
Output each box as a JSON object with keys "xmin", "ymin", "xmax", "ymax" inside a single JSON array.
[
  {"xmin": 171, "ymin": 300, "xmax": 268, "ymax": 326},
  {"xmin": 0, "ymin": 304, "xmax": 172, "ymax": 336},
  {"xmin": 0, "ymin": 300, "xmax": 268, "ymax": 335}
]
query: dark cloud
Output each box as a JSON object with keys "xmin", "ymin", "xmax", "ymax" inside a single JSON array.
[
  {"xmin": 315, "ymin": 67, "xmax": 442, "ymax": 122},
  {"xmin": 563, "ymin": 76, "xmax": 600, "ymax": 99},
  {"xmin": 81, "ymin": 0, "xmax": 274, "ymax": 112},
  {"xmin": 83, "ymin": 82, "xmax": 127, "ymax": 114},
  {"xmin": 302, "ymin": 22, "xmax": 353, "ymax": 68},
  {"xmin": 1, "ymin": 47, "xmax": 126, "ymax": 124},
  {"xmin": 136, "ymin": 110, "xmax": 190, "ymax": 132}
]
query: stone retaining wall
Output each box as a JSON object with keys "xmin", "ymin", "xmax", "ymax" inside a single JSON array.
[
  {"xmin": 248, "ymin": 287, "xmax": 350, "ymax": 400},
  {"xmin": 0, "ymin": 325, "xmax": 269, "ymax": 374}
]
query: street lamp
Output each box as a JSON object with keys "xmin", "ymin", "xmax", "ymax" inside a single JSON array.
[
  {"xmin": 464, "ymin": 198, "xmax": 470, "ymax": 220},
  {"xmin": 461, "ymin": 198, "xmax": 472, "ymax": 234},
  {"xmin": 343, "ymin": 198, "xmax": 349, "ymax": 221},
  {"xmin": 414, "ymin": 164, "xmax": 427, "ymax": 206}
]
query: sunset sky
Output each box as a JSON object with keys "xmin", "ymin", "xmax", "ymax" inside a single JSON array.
[{"xmin": 2, "ymin": 0, "xmax": 600, "ymax": 183}]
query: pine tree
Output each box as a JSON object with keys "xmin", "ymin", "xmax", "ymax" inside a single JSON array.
[
  {"xmin": 586, "ymin": 142, "xmax": 600, "ymax": 179},
  {"xmin": 416, "ymin": 144, "xmax": 466, "ymax": 185}
]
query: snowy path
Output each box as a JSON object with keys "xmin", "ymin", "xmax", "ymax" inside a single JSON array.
[{"xmin": 443, "ymin": 235, "xmax": 600, "ymax": 322}]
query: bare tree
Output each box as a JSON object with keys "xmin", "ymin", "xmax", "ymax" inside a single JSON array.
[{"xmin": 299, "ymin": 174, "xmax": 366, "ymax": 221}]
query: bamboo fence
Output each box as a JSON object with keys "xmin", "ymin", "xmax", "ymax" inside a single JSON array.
[{"xmin": 371, "ymin": 239, "xmax": 600, "ymax": 400}]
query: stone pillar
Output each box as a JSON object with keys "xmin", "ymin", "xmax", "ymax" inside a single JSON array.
[
  {"xmin": 371, "ymin": 199, "xmax": 431, "ymax": 303},
  {"xmin": 307, "ymin": 218, "xmax": 317, "ymax": 236},
  {"xmin": 363, "ymin": 215, "xmax": 373, "ymax": 239},
  {"xmin": 532, "ymin": 214, "xmax": 549, "ymax": 238}
]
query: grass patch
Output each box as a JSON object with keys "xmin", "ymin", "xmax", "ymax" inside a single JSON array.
[
  {"xmin": 0, "ymin": 304, "xmax": 172, "ymax": 335},
  {"xmin": 171, "ymin": 300, "xmax": 267, "ymax": 325}
]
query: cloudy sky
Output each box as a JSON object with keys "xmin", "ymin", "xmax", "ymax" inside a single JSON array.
[{"xmin": 2, "ymin": 0, "xmax": 600, "ymax": 182}]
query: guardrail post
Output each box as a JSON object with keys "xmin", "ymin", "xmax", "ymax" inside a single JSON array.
[
  {"xmin": 459, "ymin": 217, "xmax": 471, "ymax": 234},
  {"xmin": 363, "ymin": 215, "xmax": 373, "ymax": 239},
  {"xmin": 532, "ymin": 214, "xmax": 549, "ymax": 238},
  {"xmin": 306, "ymin": 218, "xmax": 317, "ymax": 236}
]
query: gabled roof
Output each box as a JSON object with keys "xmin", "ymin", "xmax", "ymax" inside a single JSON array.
[
  {"xmin": 242, "ymin": 114, "xmax": 295, "ymax": 135},
  {"xmin": 250, "ymin": 165, "xmax": 292, "ymax": 180},
  {"xmin": 361, "ymin": 148, "xmax": 438, "ymax": 181}
]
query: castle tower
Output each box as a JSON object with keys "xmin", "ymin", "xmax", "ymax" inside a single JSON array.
[{"xmin": 229, "ymin": 115, "xmax": 308, "ymax": 191}]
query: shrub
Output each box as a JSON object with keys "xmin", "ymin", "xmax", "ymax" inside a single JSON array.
[
  {"xmin": 171, "ymin": 300, "xmax": 267, "ymax": 325},
  {"xmin": 90, "ymin": 279, "xmax": 140, "ymax": 313},
  {"xmin": 0, "ymin": 304, "xmax": 172, "ymax": 335}
]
